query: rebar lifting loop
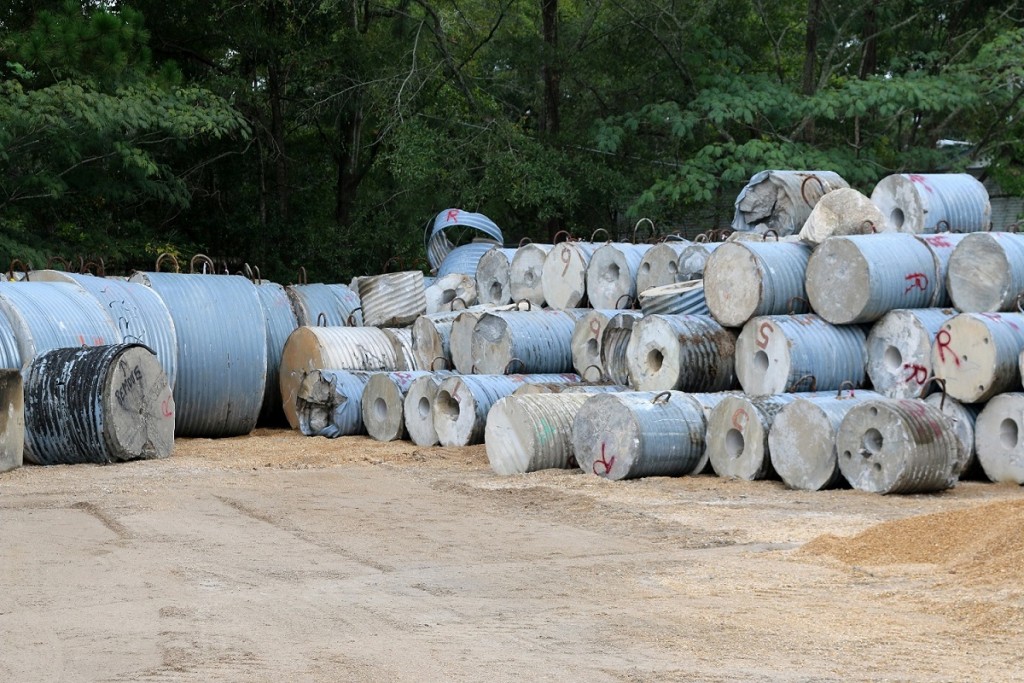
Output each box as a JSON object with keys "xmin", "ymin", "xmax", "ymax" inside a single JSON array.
[
  {"xmin": 316, "ymin": 312, "xmax": 328, "ymax": 327},
  {"xmin": 800, "ymin": 174, "xmax": 826, "ymax": 206},
  {"xmin": 615, "ymin": 293, "xmax": 634, "ymax": 310},
  {"xmin": 516, "ymin": 298, "xmax": 532, "ymax": 312},
  {"xmin": 46, "ymin": 256, "xmax": 69, "ymax": 271},
  {"xmin": 346, "ymin": 307, "xmax": 362, "ymax": 327},
  {"xmin": 253, "ymin": 265, "xmax": 262, "ymax": 285},
  {"xmin": 787, "ymin": 295, "xmax": 811, "ymax": 316},
  {"xmin": 451, "ymin": 296, "xmax": 469, "ymax": 311},
  {"xmin": 190, "ymin": 253, "xmax": 215, "ymax": 275},
  {"xmin": 154, "ymin": 253, "xmax": 179, "ymax": 273},
  {"xmin": 518, "ymin": 236, "xmax": 533, "ymax": 247},
  {"xmin": 836, "ymin": 380, "xmax": 858, "ymax": 399},
  {"xmin": 431, "ymin": 356, "xmax": 450, "ymax": 371},
  {"xmin": 919, "ymin": 376, "xmax": 947, "ymax": 411},
  {"xmin": 651, "ymin": 390, "xmax": 672, "ymax": 405},
  {"xmin": 7, "ymin": 259, "xmax": 32, "ymax": 281},
  {"xmin": 504, "ymin": 358, "xmax": 526, "ymax": 375},
  {"xmin": 694, "ymin": 232, "xmax": 709, "ymax": 244},
  {"xmin": 762, "ymin": 229, "xmax": 780, "ymax": 242},
  {"xmin": 861, "ymin": 219, "xmax": 877, "ymax": 234},
  {"xmin": 582, "ymin": 364, "xmax": 605, "ymax": 383},
  {"xmin": 297, "ymin": 266, "xmax": 308, "ymax": 285},
  {"xmin": 791, "ymin": 374, "xmax": 818, "ymax": 393},
  {"xmin": 590, "ymin": 228, "xmax": 611, "ymax": 243},
  {"xmin": 633, "ymin": 217, "xmax": 655, "ymax": 243},
  {"xmin": 936, "ymin": 219, "xmax": 951, "ymax": 234},
  {"xmin": 552, "ymin": 230, "xmax": 573, "ymax": 245}
]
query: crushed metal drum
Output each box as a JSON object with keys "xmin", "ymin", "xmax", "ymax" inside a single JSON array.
[
  {"xmin": 485, "ymin": 393, "xmax": 593, "ymax": 474},
  {"xmin": 732, "ymin": 170, "xmax": 849, "ymax": 236},
  {"xmin": 295, "ymin": 369, "xmax": 375, "ymax": 437}
]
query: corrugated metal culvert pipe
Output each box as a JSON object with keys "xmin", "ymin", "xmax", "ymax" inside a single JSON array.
[
  {"xmin": 256, "ymin": 281, "xmax": 299, "ymax": 425},
  {"xmin": 870, "ymin": 173, "xmax": 990, "ymax": 233},
  {"xmin": 286, "ymin": 283, "xmax": 362, "ymax": 327},
  {"xmin": 472, "ymin": 309, "xmax": 584, "ymax": 375},
  {"xmin": 638, "ymin": 280, "xmax": 709, "ymax": 316},
  {"xmin": 625, "ymin": 314, "xmax": 737, "ymax": 392},
  {"xmin": 426, "ymin": 208, "xmax": 503, "ymax": 271},
  {"xmin": 703, "ymin": 241, "xmax": 812, "ymax": 327},
  {"xmin": 485, "ymin": 392, "xmax": 593, "ymax": 475}
]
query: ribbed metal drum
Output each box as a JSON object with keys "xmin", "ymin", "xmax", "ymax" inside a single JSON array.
[
  {"xmin": 475, "ymin": 247, "xmax": 518, "ymax": 305},
  {"xmin": 626, "ymin": 314, "xmax": 737, "ymax": 392},
  {"xmin": 436, "ymin": 242, "xmax": 498, "ymax": 278},
  {"xmin": 870, "ymin": 173, "xmax": 991, "ymax": 233},
  {"xmin": 485, "ymin": 393, "xmax": 593, "ymax": 474},
  {"xmin": 946, "ymin": 232, "xmax": 1024, "ymax": 312},
  {"xmin": 0, "ymin": 370, "xmax": 23, "ymax": 472},
  {"xmin": 130, "ymin": 272, "xmax": 267, "ymax": 437},
  {"xmin": 361, "ymin": 370, "xmax": 434, "ymax": 441},
  {"xmin": 426, "ymin": 208, "xmax": 503, "ymax": 270},
  {"xmin": 0, "ymin": 281, "xmax": 120, "ymax": 367},
  {"xmin": 707, "ymin": 393, "xmax": 802, "ymax": 480},
  {"xmin": 931, "ymin": 312, "xmax": 1024, "ymax": 403},
  {"xmin": 27, "ymin": 271, "xmax": 178, "ymax": 389},
  {"xmin": 805, "ymin": 234, "xmax": 941, "ymax": 324},
  {"xmin": 425, "ymin": 273, "xmax": 476, "ymax": 313},
  {"xmin": 798, "ymin": 187, "xmax": 886, "ymax": 245},
  {"xmin": 736, "ymin": 314, "xmax": 866, "ymax": 395},
  {"xmin": 974, "ymin": 392, "xmax": 1024, "ymax": 484},
  {"xmin": 586, "ymin": 243, "xmax": 652, "ymax": 309},
  {"xmin": 0, "ymin": 311, "xmax": 21, "ymax": 371},
  {"xmin": 915, "ymin": 233, "xmax": 968, "ymax": 308},
  {"xmin": 472, "ymin": 310, "xmax": 584, "ymax": 375},
  {"xmin": 572, "ymin": 390, "xmax": 707, "ymax": 480},
  {"xmin": 358, "ymin": 271, "xmax": 426, "ymax": 327},
  {"xmin": 411, "ymin": 311, "xmax": 462, "ymax": 371},
  {"xmin": 403, "ymin": 371, "xmax": 456, "ymax": 446},
  {"xmin": 256, "ymin": 281, "xmax": 299, "ymax": 425},
  {"xmin": 768, "ymin": 392, "xmax": 880, "ymax": 490},
  {"xmin": 287, "ymin": 283, "xmax": 361, "ymax": 327},
  {"xmin": 865, "ymin": 308, "xmax": 957, "ymax": 399},
  {"xmin": 680, "ymin": 391, "xmax": 738, "ymax": 474},
  {"xmin": 295, "ymin": 369, "xmax": 375, "ymax": 437},
  {"xmin": 24, "ymin": 344, "xmax": 174, "ymax": 465},
  {"xmin": 571, "ymin": 310, "xmax": 633, "ymax": 381},
  {"xmin": 732, "ymin": 170, "xmax": 850, "ymax": 235},
  {"xmin": 541, "ymin": 241, "xmax": 600, "ymax": 309},
  {"xmin": 509, "ymin": 243, "xmax": 552, "ymax": 306},
  {"xmin": 511, "ymin": 382, "xmax": 626, "ymax": 396},
  {"xmin": 279, "ymin": 326, "xmax": 400, "ymax": 429},
  {"xmin": 433, "ymin": 373, "xmax": 580, "ymax": 446},
  {"xmin": 678, "ymin": 242, "xmax": 723, "ymax": 280},
  {"xmin": 923, "ymin": 392, "xmax": 980, "ymax": 477},
  {"xmin": 600, "ymin": 312, "xmax": 641, "ymax": 386},
  {"xmin": 451, "ymin": 309, "xmax": 486, "ymax": 374},
  {"xmin": 836, "ymin": 399, "xmax": 959, "ymax": 494},
  {"xmin": 382, "ymin": 327, "xmax": 419, "ymax": 371},
  {"xmin": 637, "ymin": 241, "xmax": 690, "ymax": 293},
  {"xmin": 638, "ymin": 280, "xmax": 709, "ymax": 316},
  {"xmin": 704, "ymin": 241, "xmax": 812, "ymax": 327}
]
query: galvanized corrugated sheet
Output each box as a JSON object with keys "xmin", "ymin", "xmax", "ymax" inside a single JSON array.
[
  {"xmin": 256, "ymin": 281, "xmax": 299, "ymax": 425},
  {"xmin": 426, "ymin": 208, "xmax": 504, "ymax": 269},
  {"xmin": 436, "ymin": 243, "xmax": 498, "ymax": 278},
  {"xmin": 287, "ymin": 283, "xmax": 362, "ymax": 327},
  {"xmin": 130, "ymin": 272, "xmax": 268, "ymax": 437},
  {"xmin": 358, "ymin": 271, "xmax": 427, "ymax": 327},
  {"xmin": 639, "ymin": 281, "xmax": 709, "ymax": 316}
]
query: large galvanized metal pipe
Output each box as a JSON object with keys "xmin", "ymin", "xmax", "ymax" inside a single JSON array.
[
  {"xmin": 626, "ymin": 314, "xmax": 737, "ymax": 392},
  {"xmin": 707, "ymin": 393, "xmax": 803, "ymax": 480},
  {"xmin": 511, "ymin": 382, "xmax": 627, "ymax": 396},
  {"xmin": 23, "ymin": 344, "xmax": 174, "ymax": 465},
  {"xmin": 865, "ymin": 308, "xmax": 957, "ymax": 399},
  {"xmin": 930, "ymin": 312, "xmax": 1024, "ymax": 403},
  {"xmin": 0, "ymin": 309, "xmax": 21, "ymax": 371},
  {"xmin": 600, "ymin": 313, "xmax": 639, "ymax": 386},
  {"xmin": 130, "ymin": 272, "xmax": 267, "ymax": 437},
  {"xmin": 572, "ymin": 390, "xmax": 708, "ymax": 480},
  {"xmin": 28, "ymin": 272, "xmax": 179, "ymax": 389},
  {"xmin": 768, "ymin": 391, "xmax": 881, "ymax": 490},
  {"xmin": 735, "ymin": 314, "xmax": 866, "ymax": 396},
  {"xmin": 923, "ymin": 392, "xmax": 980, "ymax": 477},
  {"xmin": 509, "ymin": 243, "xmax": 552, "ymax": 307},
  {"xmin": 638, "ymin": 280, "xmax": 709, "ymax": 316},
  {"xmin": 945, "ymin": 232, "xmax": 1024, "ymax": 312},
  {"xmin": 361, "ymin": 370, "xmax": 434, "ymax": 441},
  {"xmin": 703, "ymin": 241, "xmax": 812, "ymax": 327},
  {"xmin": 426, "ymin": 208, "xmax": 503, "ymax": 270},
  {"xmin": 358, "ymin": 271, "xmax": 426, "ymax": 327},
  {"xmin": 541, "ymin": 241, "xmax": 600, "ymax": 309},
  {"xmin": 732, "ymin": 170, "xmax": 850, "ymax": 235},
  {"xmin": 279, "ymin": 326, "xmax": 401, "ymax": 429},
  {"xmin": 425, "ymin": 273, "xmax": 476, "ymax": 313},
  {"xmin": 433, "ymin": 373, "xmax": 580, "ymax": 447},
  {"xmin": 798, "ymin": 187, "xmax": 886, "ymax": 245},
  {"xmin": 586, "ymin": 243, "xmax": 652, "ymax": 309},
  {"xmin": 915, "ymin": 233, "xmax": 968, "ymax": 309},
  {"xmin": 836, "ymin": 398, "xmax": 959, "ymax": 494},
  {"xmin": 683, "ymin": 391, "xmax": 740, "ymax": 474},
  {"xmin": 636, "ymin": 241, "xmax": 690, "ymax": 293},
  {"xmin": 295, "ymin": 369, "xmax": 376, "ymax": 437},
  {"xmin": 870, "ymin": 173, "xmax": 991, "ymax": 234},
  {"xmin": 0, "ymin": 370, "xmax": 24, "ymax": 473},
  {"xmin": 475, "ymin": 247, "xmax": 518, "ymax": 305},
  {"xmin": 286, "ymin": 283, "xmax": 362, "ymax": 327},
  {"xmin": 255, "ymin": 281, "xmax": 299, "ymax": 425},
  {"xmin": 974, "ymin": 392, "xmax": 1024, "ymax": 484},
  {"xmin": 570, "ymin": 310, "xmax": 638, "ymax": 381},
  {"xmin": 403, "ymin": 371, "xmax": 456, "ymax": 446},
  {"xmin": 471, "ymin": 309, "xmax": 585, "ymax": 375},
  {"xmin": 678, "ymin": 242, "xmax": 723, "ymax": 280},
  {"xmin": 485, "ymin": 393, "xmax": 593, "ymax": 474},
  {"xmin": 436, "ymin": 242, "xmax": 501, "ymax": 279},
  {"xmin": 805, "ymin": 234, "xmax": 942, "ymax": 325}
]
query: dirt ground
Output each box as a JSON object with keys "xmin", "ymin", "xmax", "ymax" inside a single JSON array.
[{"xmin": 1, "ymin": 429, "xmax": 1022, "ymax": 682}]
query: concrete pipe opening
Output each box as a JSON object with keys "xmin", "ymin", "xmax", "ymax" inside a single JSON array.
[
  {"xmin": 1000, "ymin": 418, "xmax": 1019, "ymax": 449},
  {"xmin": 725, "ymin": 429, "xmax": 745, "ymax": 458},
  {"xmin": 667, "ymin": 261, "xmax": 677, "ymax": 274},
  {"xmin": 436, "ymin": 390, "xmax": 460, "ymax": 423},
  {"xmin": 862, "ymin": 428, "xmax": 883, "ymax": 453},
  {"xmin": 884, "ymin": 345, "xmax": 903, "ymax": 372},
  {"xmin": 647, "ymin": 349, "xmax": 664, "ymax": 373},
  {"xmin": 586, "ymin": 338, "xmax": 599, "ymax": 358},
  {"xmin": 640, "ymin": 262, "xmax": 651, "ymax": 274},
  {"xmin": 524, "ymin": 269, "xmax": 539, "ymax": 287},
  {"xmin": 489, "ymin": 282, "xmax": 504, "ymax": 301},
  {"xmin": 441, "ymin": 289, "xmax": 457, "ymax": 305},
  {"xmin": 753, "ymin": 350, "xmax": 770, "ymax": 373},
  {"xmin": 417, "ymin": 396, "xmax": 431, "ymax": 420},
  {"xmin": 890, "ymin": 208, "xmax": 905, "ymax": 229},
  {"xmin": 373, "ymin": 397, "xmax": 388, "ymax": 422},
  {"xmin": 604, "ymin": 263, "xmax": 620, "ymax": 283}
]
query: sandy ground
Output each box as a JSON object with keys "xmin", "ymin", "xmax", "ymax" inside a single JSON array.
[{"xmin": 1, "ymin": 429, "xmax": 1022, "ymax": 682}]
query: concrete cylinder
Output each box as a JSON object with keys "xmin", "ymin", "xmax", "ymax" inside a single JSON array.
[
  {"xmin": 361, "ymin": 371, "xmax": 433, "ymax": 442},
  {"xmin": 865, "ymin": 308, "xmax": 957, "ymax": 399},
  {"xmin": 358, "ymin": 271, "xmax": 426, "ymax": 327},
  {"xmin": 541, "ymin": 241, "xmax": 600, "ymax": 309},
  {"xmin": 704, "ymin": 241, "xmax": 812, "ymax": 327},
  {"xmin": 870, "ymin": 173, "xmax": 991, "ymax": 234},
  {"xmin": 586, "ymin": 243, "xmax": 652, "ymax": 309},
  {"xmin": 509, "ymin": 243, "xmax": 552, "ymax": 307},
  {"xmin": 571, "ymin": 310, "xmax": 635, "ymax": 381},
  {"xmin": 931, "ymin": 312, "xmax": 1024, "ymax": 403},
  {"xmin": 707, "ymin": 393, "xmax": 802, "ymax": 480},
  {"xmin": 946, "ymin": 232, "xmax": 1024, "ymax": 313},
  {"xmin": 411, "ymin": 311, "xmax": 461, "ymax": 372},
  {"xmin": 485, "ymin": 393, "xmax": 593, "ymax": 474},
  {"xmin": 425, "ymin": 273, "xmax": 476, "ymax": 314},
  {"xmin": 637, "ymin": 241, "xmax": 690, "ymax": 293},
  {"xmin": 678, "ymin": 242, "xmax": 723, "ymax": 280},
  {"xmin": 626, "ymin": 314, "xmax": 737, "ymax": 392},
  {"xmin": 974, "ymin": 392, "xmax": 1024, "ymax": 484},
  {"xmin": 475, "ymin": 247, "xmax": 518, "ymax": 305},
  {"xmin": 638, "ymin": 280, "xmax": 709, "ymax": 316},
  {"xmin": 923, "ymin": 392, "xmax": 980, "ymax": 477},
  {"xmin": 403, "ymin": 371, "xmax": 455, "ymax": 446},
  {"xmin": 471, "ymin": 310, "xmax": 583, "ymax": 375},
  {"xmin": 798, "ymin": 187, "xmax": 886, "ymax": 245},
  {"xmin": 382, "ymin": 327, "xmax": 419, "ymax": 371},
  {"xmin": 915, "ymin": 233, "xmax": 968, "ymax": 308},
  {"xmin": 450, "ymin": 310, "xmax": 483, "ymax": 374}
]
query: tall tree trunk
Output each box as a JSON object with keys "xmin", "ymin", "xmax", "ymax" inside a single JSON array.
[
  {"xmin": 267, "ymin": 56, "xmax": 289, "ymax": 222},
  {"xmin": 858, "ymin": 0, "xmax": 879, "ymax": 79},
  {"xmin": 540, "ymin": 0, "xmax": 560, "ymax": 136},
  {"xmin": 801, "ymin": 0, "xmax": 820, "ymax": 142},
  {"xmin": 334, "ymin": 106, "xmax": 363, "ymax": 228}
]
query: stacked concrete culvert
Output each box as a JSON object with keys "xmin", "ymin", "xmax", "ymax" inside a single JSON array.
[
  {"xmin": 403, "ymin": 371, "xmax": 456, "ymax": 446},
  {"xmin": 703, "ymin": 241, "xmax": 812, "ymax": 327},
  {"xmin": 865, "ymin": 308, "xmax": 957, "ymax": 399},
  {"xmin": 0, "ymin": 370, "xmax": 23, "ymax": 473},
  {"xmin": 636, "ymin": 240, "xmax": 690, "ymax": 293},
  {"xmin": 677, "ymin": 242, "xmax": 723, "ymax": 280},
  {"xmin": 471, "ymin": 309, "xmax": 585, "ymax": 375},
  {"xmin": 571, "ymin": 310, "xmax": 634, "ymax": 381},
  {"xmin": 923, "ymin": 392, "xmax": 980, "ymax": 477},
  {"xmin": 945, "ymin": 232, "xmax": 1024, "ymax": 312},
  {"xmin": 509, "ymin": 243, "xmax": 552, "ymax": 307},
  {"xmin": 541, "ymin": 241, "xmax": 600, "ymax": 309},
  {"xmin": 974, "ymin": 393, "xmax": 1024, "ymax": 484},
  {"xmin": 870, "ymin": 173, "xmax": 990, "ymax": 234},
  {"xmin": 287, "ymin": 283, "xmax": 362, "ymax": 327},
  {"xmin": 361, "ymin": 371, "xmax": 435, "ymax": 442},
  {"xmin": 586, "ymin": 243, "xmax": 652, "ymax": 309},
  {"xmin": 706, "ymin": 393, "xmax": 803, "ymax": 480},
  {"xmin": 931, "ymin": 313, "xmax": 1024, "ymax": 403},
  {"xmin": 411, "ymin": 311, "xmax": 461, "ymax": 372},
  {"xmin": 485, "ymin": 393, "xmax": 594, "ymax": 474},
  {"xmin": 625, "ymin": 314, "xmax": 737, "ymax": 392},
  {"xmin": 475, "ymin": 247, "xmax": 518, "ymax": 305},
  {"xmin": 600, "ymin": 312, "xmax": 641, "ymax": 386}
]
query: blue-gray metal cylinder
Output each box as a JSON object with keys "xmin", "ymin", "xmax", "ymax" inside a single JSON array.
[
  {"xmin": 286, "ymin": 283, "xmax": 362, "ymax": 327},
  {"xmin": 732, "ymin": 170, "xmax": 850, "ymax": 235},
  {"xmin": 436, "ymin": 242, "xmax": 497, "ymax": 278},
  {"xmin": 476, "ymin": 247, "xmax": 518, "ymax": 305},
  {"xmin": 541, "ymin": 241, "xmax": 601, "ymax": 309},
  {"xmin": 946, "ymin": 232, "xmax": 1024, "ymax": 312},
  {"xmin": 637, "ymin": 241, "xmax": 690, "ymax": 293},
  {"xmin": 805, "ymin": 233, "xmax": 940, "ymax": 324},
  {"xmin": 704, "ymin": 241, "xmax": 812, "ymax": 327},
  {"xmin": 600, "ymin": 313, "xmax": 640, "ymax": 386},
  {"xmin": 510, "ymin": 243, "xmax": 552, "ymax": 307},
  {"xmin": 295, "ymin": 369, "xmax": 375, "ymax": 437},
  {"xmin": 871, "ymin": 173, "xmax": 991, "ymax": 234},
  {"xmin": 736, "ymin": 314, "xmax": 867, "ymax": 396},
  {"xmin": 931, "ymin": 312, "xmax": 1024, "ymax": 403},
  {"xmin": 571, "ymin": 310, "xmax": 638, "ymax": 381},
  {"xmin": 707, "ymin": 393, "xmax": 804, "ymax": 480},
  {"xmin": 485, "ymin": 392, "xmax": 594, "ymax": 474},
  {"xmin": 471, "ymin": 309, "xmax": 585, "ymax": 375},
  {"xmin": 915, "ymin": 233, "xmax": 968, "ymax": 308},
  {"xmin": 0, "ymin": 311, "xmax": 21, "ymax": 371},
  {"xmin": 586, "ymin": 243, "xmax": 652, "ymax": 309},
  {"xmin": 0, "ymin": 281, "xmax": 120, "ymax": 367},
  {"xmin": 638, "ymin": 280, "xmax": 709, "ymax": 316},
  {"xmin": 836, "ymin": 398, "xmax": 959, "ymax": 494},
  {"xmin": 426, "ymin": 208, "xmax": 503, "ymax": 270},
  {"xmin": 24, "ymin": 344, "xmax": 175, "ymax": 465},
  {"xmin": 256, "ymin": 281, "xmax": 299, "ymax": 425},
  {"xmin": 358, "ymin": 271, "xmax": 427, "ymax": 327},
  {"xmin": 130, "ymin": 272, "xmax": 268, "ymax": 437},
  {"xmin": 865, "ymin": 308, "xmax": 957, "ymax": 399},
  {"xmin": 923, "ymin": 392, "xmax": 980, "ymax": 477},
  {"xmin": 626, "ymin": 314, "xmax": 738, "ymax": 392},
  {"xmin": 433, "ymin": 373, "xmax": 581, "ymax": 446},
  {"xmin": 572, "ymin": 390, "xmax": 707, "ymax": 480}
]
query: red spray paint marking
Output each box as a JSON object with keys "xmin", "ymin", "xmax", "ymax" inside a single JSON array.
[
  {"xmin": 161, "ymin": 397, "xmax": 174, "ymax": 418},
  {"xmin": 755, "ymin": 322, "xmax": 773, "ymax": 350},
  {"xmin": 593, "ymin": 443, "xmax": 616, "ymax": 476},
  {"xmin": 923, "ymin": 234, "xmax": 953, "ymax": 248},
  {"xmin": 980, "ymin": 312, "xmax": 1019, "ymax": 331},
  {"xmin": 445, "ymin": 209, "xmax": 460, "ymax": 223},
  {"xmin": 897, "ymin": 399, "xmax": 944, "ymax": 438},
  {"xmin": 904, "ymin": 273, "xmax": 929, "ymax": 294},
  {"xmin": 590, "ymin": 319, "xmax": 601, "ymax": 340},
  {"xmin": 731, "ymin": 408, "xmax": 749, "ymax": 433},
  {"xmin": 902, "ymin": 363, "xmax": 928, "ymax": 385},
  {"xmin": 934, "ymin": 330, "xmax": 960, "ymax": 367},
  {"xmin": 908, "ymin": 174, "xmax": 934, "ymax": 193}
]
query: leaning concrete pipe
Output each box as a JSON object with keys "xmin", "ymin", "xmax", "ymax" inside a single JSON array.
[
  {"xmin": 865, "ymin": 308, "xmax": 957, "ymax": 399},
  {"xmin": 571, "ymin": 310, "xmax": 640, "ymax": 381},
  {"xmin": 509, "ymin": 243, "xmax": 552, "ymax": 307},
  {"xmin": 572, "ymin": 390, "xmax": 708, "ymax": 480},
  {"xmin": 586, "ymin": 243, "xmax": 652, "ymax": 310},
  {"xmin": 600, "ymin": 313, "xmax": 641, "ymax": 386},
  {"xmin": 946, "ymin": 232, "xmax": 1024, "ymax": 313},
  {"xmin": 425, "ymin": 273, "xmax": 476, "ymax": 314},
  {"xmin": 931, "ymin": 312, "xmax": 1024, "ymax": 403},
  {"xmin": 638, "ymin": 280, "xmax": 709, "ymax": 316},
  {"xmin": 0, "ymin": 370, "xmax": 23, "ymax": 473},
  {"xmin": 636, "ymin": 240, "xmax": 691, "ymax": 293},
  {"xmin": 286, "ymin": 283, "xmax": 362, "ymax": 327},
  {"xmin": 433, "ymin": 373, "xmax": 580, "ymax": 447},
  {"xmin": 471, "ymin": 309, "xmax": 586, "ymax": 375},
  {"xmin": 256, "ymin": 281, "xmax": 299, "ymax": 425},
  {"xmin": 923, "ymin": 392, "xmax": 980, "ymax": 478},
  {"xmin": 541, "ymin": 241, "xmax": 600, "ymax": 309},
  {"xmin": 23, "ymin": 344, "xmax": 174, "ymax": 465},
  {"xmin": 870, "ymin": 173, "xmax": 990, "ymax": 234},
  {"xmin": 798, "ymin": 187, "xmax": 887, "ymax": 245},
  {"xmin": 295, "ymin": 369, "xmax": 376, "ymax": 437},
  {"xmin": 358, "ymin": 271, "xmax": 426, "ymax": 327},
  {"xmin": 626, "ymin": 314, "xmax": 737, "ymax": 392},
  {"xmin": 732, "ymin": 170, "xmax": 849, "ymax": 236},
  {"xmin": 475, "ymin": 247, "xmax": 518, "ymax": 305},
  {"xmin": 403, "ymin": 371, "xmax": 456, "ymax": 446},
  {"xmin": 361, "ymin": 371, "xmax": 434, "ymax": 442},
  {"xmin": 707, "ymin": 393, "xmax": 804, "ymax": 480},
  {"xmin": 485, "ymin": 393, "xmax": 594, "ymax": 474},
  {"xmin": 974, "ymin": 392, "xmax": 1024, "ymax": 484},
  {"xmin": 836, "ymin": 398, "xmax": 959, "ymax": 494},
  {"xmin": 703, "ymin": 241, "xmax": 812, "ymax": 327}
]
